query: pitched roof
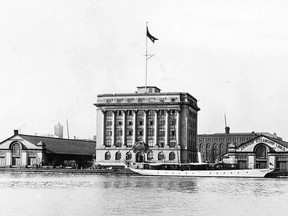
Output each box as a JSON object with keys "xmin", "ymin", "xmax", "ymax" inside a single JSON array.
[
  {"xmin": 19, "ymin": 134, "xmax": 96, "ymax": 156},
  {"xmin": 237, "ymin": 134, "xmax": 288, "ymax": 149}
]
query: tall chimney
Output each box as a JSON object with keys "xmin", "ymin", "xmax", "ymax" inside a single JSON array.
[
  {"xmin": 14, "ymin": 130, "xmax": 19, "ymax": 135},
  {"xmin": 225, "ymin": 127, "xmax": 230, "ymax": 134}
]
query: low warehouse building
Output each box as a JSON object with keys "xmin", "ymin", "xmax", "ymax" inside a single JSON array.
[{"xmin": 0, "ymin": 130, "xmax": 96, "ymax": 168}]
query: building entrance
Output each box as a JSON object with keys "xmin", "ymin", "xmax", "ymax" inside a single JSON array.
[
  {"xmin": 12, "ymin": 157, "xmax": 21, "ymax": 166},
  {"xmin": 136, "ymin": 152, "xmax": 144, "ymax": 162},
  {"xmin": 255, "ymin": 145, "xmax": 268, "ymax": 169}
]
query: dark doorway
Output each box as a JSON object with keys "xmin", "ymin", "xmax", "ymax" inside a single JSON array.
[
  {"xmin": 136, "ymin": 152, "xmax": 144, "ymax": 162},
  {"xmin": 255, "ymin": 145, "xmax": 268, "ymax": 169}
]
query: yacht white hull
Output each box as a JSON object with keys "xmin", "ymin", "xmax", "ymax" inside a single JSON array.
[{"xmin": 129, "ymin": 168, "xmax": 272, "ymax": 178}]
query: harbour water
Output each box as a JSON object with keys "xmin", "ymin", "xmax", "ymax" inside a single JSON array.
[{"xmin": 0, "ymin": 172, "xmax": 287, "ymax": 216}]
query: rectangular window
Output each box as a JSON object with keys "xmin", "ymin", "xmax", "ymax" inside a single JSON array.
[
  {"xmin": 126, "ymin": 139, "xmax": 133, "ymax": 147},
  {"xmin": 127, "ymin": 130, "xmax": 133, "ymax": 136},
  {"xmin": 170, "ymin": 119, "xmax": 176, "ymax": 125},
  {"xmin": 148, "ymin": 138, "xmax": 154, "ymax": 146},
  {"xmin": 138, "ymin": 130, "xmax": 143, "ymax": 136},
  {"xmin": 159, "ymin": 119, "xmax": 165, "ymax": 126},
  {"xmin": 170, "ymin": 130, "xmax": 176, "ymax": 136},
  {"xmin": 0, "ymin": 157, "xmax": 5, "ymax": 166},
  {"xmin": 28, "ymin": 157, "xmax": 37, "ymax": 166},
  {"xmin": 116, "ymin": 129, "xmax": 122, "ymax": 136},
  {"xmin": 106, "ymin": 129, "xmax": 112, "ymax": 136},
  {"xmin": 105, "ymin": 139, "xmax": 112, "ymax": 147},
  {"xmin": 158, "ymin": 139, "xmax": 165, "ymax": 147},
  {"xmin": 116, "ymin": 138, "xmax": 122, "ymax": 147},
  {"xmin": 159, "ymin": 128, "xmax": 165, "ymax": 136},
  {"xmin": 148, "ymin": 128, "xmax": 154, "ymax": 136}
]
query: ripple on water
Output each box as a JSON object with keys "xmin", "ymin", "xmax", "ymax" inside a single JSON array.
[{"xmin": 0, "ymin": 173, "xmax": 287, "ymax": 216}]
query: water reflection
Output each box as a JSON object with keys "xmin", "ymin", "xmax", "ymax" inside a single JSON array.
[
  {"xmin": 0, "ymin": 173, "xmax": 287, "ymax": 216},
  {"xmin": 101, "ymin": 176, "xmax": 199, "ymax": 194}
]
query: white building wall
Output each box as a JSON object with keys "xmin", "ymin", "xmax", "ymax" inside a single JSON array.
[
  {"xmin": 21, "ymin": 151, "xmax": 27, "ymax": 166},
  {"xmin": 248, "ymin": 155, "xmax": 255, "ymax": 169},
  {"xmin": 5, "ymin": 152, "xmax": 11, "ymax": 166}
]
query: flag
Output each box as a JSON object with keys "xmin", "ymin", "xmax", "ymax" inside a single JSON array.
[{"xmin": 147, "ymin": 27, "xmax": 158, "ymax": 43}]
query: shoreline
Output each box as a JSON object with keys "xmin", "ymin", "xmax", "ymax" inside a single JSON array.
[
  {"xmin": 0, "ymin": 167, "xmax": 287, "ymax": 178},
  {"xmin": 0, "ymin": 167, "xmax": 137, "ymax": 175}
]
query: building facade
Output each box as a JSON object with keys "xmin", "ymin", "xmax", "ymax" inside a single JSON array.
[
  {"xmin": 223, "ymin": 135, "xmax": 288, "ymax": 171},
  {"xmin": 197, "ymin": 126, "xmax": 283, "ymax": 163},
  {"xmin": 0, "ymin": 130, "xmax": 95, "ymax": 168},
  {"xmin": 197, "ymin": 127, "xmax": 259, "ymax": 163},
  {"xmin": 197, "ymin": 127, "xmax": 288, "ymax": 170},
  {"xmin": 94, "ymin": 86, "xmax": 200, "ymax": 165}
]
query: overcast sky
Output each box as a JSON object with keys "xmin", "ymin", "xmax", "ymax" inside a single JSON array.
[{"xmin": 1, "ymin": 0, "xmax": 288, "ymax": 141}]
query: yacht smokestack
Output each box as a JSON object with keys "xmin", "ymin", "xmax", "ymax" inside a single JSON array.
[{"xmin": 197, "ymin": 152, "xmax": 203, "ymax": 164}]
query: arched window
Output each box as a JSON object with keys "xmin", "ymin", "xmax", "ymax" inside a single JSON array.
[
  {"xmin": 126, "ymin": 151, "xmax": 132, "ymax": 160},
  {"xmin": 12, "ymin": 143, "xmax": 20, "ymax": 155},
  {"xmin": 199, "ymin": 144, "xmax": 204, "ymax": 153},
  {"xmin": 206, "ymin": 144, "xmax": 211, "ymax": 161},
  {"xmin": 212, "ymin": 143, "xmax": 217, "ymax": 162},
  {"xmin": 158, "ymin": 152, "xmax": 165, "ymax": 161},
  {"xmin": 105, "ymin": 151, "xmax": 111, "ymax": 160},
  {"xmin": 147, "ymin": 151, "xmax": 153, "ymax": 161},
  {"xmin": 115, "ymin": 151, "xmax": 121, "ymax": 160},
  {"xmin": 255, "ymin": 145, "xmax": 267, "ymax": 159},
  {"xmin": 220, "ymin": 143, "xmax": 226, "ymax": 155},
  {"xmin": 169, "ymin": 152, "xmax": 175, "ymax": 161}
]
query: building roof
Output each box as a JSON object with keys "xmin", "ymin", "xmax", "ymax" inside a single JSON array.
[
  {"xmin": 18, "ymin": 134, "xmax": 96, "ymax": 156},
  {"xmin": 262, "ymin": 135, "xmax": 288, "ymax": 148},
  {"xmin": 197, "ymin": 132, "xmax": 282, "ymax": 140}
]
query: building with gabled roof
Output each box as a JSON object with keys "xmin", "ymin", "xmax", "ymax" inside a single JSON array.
[
  {"xmin": 0, "ymin": 130, "xmax": 96, "ymax": 168},
  {"xmin": 197, "ymin": 126, "xmax": 284, "ymax": 163},
  {"xmin": 222, "ymin": 134, "xmax": 288, "ymax": 171}
]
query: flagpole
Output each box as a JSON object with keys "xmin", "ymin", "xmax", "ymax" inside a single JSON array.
[{"xmin": 145, "ymin": 22, "xmax": 148, "ymax": 93}]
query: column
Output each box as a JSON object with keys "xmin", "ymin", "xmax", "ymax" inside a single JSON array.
[
  {"xmin": 6, "ymin": 152, "xmax": 11, "ymax": 166},
  {"xmin": 154, "ymin": 110, "xmax": 158, "ymax": 146},
  {"xmin": 165, "ymin": 110, "xmax": 169, "ymax": 147},
  {"xmin": 176, "ymin": 109, "xmax": 181, "ymax": 147},
  {"xmin": 268, "ymin": 154, "xmax": 276, "ymax": 169},
  {"xmin": 143, "ymin": 110, "xmax": 148, "ymax": 143},
  {"xmin": 101, "ymin": 110, "xmax": 106, "ymax": 146},
  {"xmin": 37, "ymin": 152, "xmax": 43, "ymax": 165},
  {"xmin": 122, "ymin": 110, "xmax": 126, "ymax": 146},
  {"xmin": 22, "ymin": 151, "xmax": 27, "ymax": 166},
  {"xmin": 112, "ymin": 111, "xmax": 116, "ymax": 146},
  {"xmin": 133, "ymin": 110, "xmax": 137, "ymax": 143},
  {"xmin": 248, "ymin": 154, "xmax": 255, "ymax": 169}
]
